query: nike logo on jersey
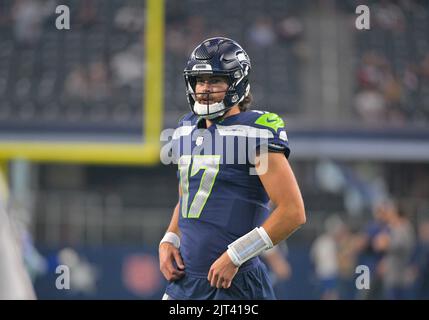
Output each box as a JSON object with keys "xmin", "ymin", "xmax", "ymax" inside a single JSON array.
[{"xmin": 266, "ymin": 117, "xmax": 277, "ymax": 123}]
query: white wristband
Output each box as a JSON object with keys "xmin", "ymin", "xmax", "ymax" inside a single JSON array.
[
  {"xmin": 227, "ymin": 248, "xmax": 241, "ymax": 267},
  {"xmin": 160, "ymin": 232, "xmax": 180, "ymax": 249},
  {"xmin": 227, "ymin": 227, "xmax": 273, "ymax": 267}
]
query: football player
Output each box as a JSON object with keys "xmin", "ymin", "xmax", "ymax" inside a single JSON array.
[{"xmin": 159, "ymin": 37, "xmax": 306, "ymax": 299}]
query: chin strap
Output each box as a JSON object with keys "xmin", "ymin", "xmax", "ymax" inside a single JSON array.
[{"xmin": 193, "ymin": 101, "xmax": 227, "ymax": 120}]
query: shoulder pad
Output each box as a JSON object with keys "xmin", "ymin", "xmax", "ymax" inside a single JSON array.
[
  {"xmin": 244, "ymin": 110, "xmax": 286, "ymax": 133},
  {"xmin": 177, "ymin": 112, "xmax": 198, "ymax": 126}
]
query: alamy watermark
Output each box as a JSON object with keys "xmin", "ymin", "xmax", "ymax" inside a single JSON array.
[
  {"xmin": 355, "ymin": 265, "xmax": 370, "ymax": 290},
  {"xmin": 55, "ymin": 265, "xmax": 70, "ymax": 290},
  {"xmin": 355, "ymin": 5, "xmax": 370, "ymax": 30},
  {"xmin": 159, "ymin": 122, "xmax": 281, "ymax": 175},
  {"xmin": 55, "ymin": 5, "xmax": 70, "ymax": 30},
  {"xmin": 54, "ymin": 4, "xmax": 370, "ymax": 31}
]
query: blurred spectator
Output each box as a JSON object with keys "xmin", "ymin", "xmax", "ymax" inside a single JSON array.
[
  {"xmin": 64, "ymin": 65, "xmax": 90, "ymax": 101},
  {"xmin": 379, "ymin": 202, "xmax": 415, "ymax": 300},
  {"xmin": 111, "ymin": 38, "xmax": 144, "ymax": 88},
  {"xmin": 11, "ymin": 0, "xmax": 54, "ymax": 47},
  {"xmin": 413, "ymin": 220, "xmax": 429, "ymax": 299},
  {"xmin": 355, "ymin": 201, "xmax": 390, "ymax": 299},
  {"xmin": 261, "ymin": 243, "xmax": 292, "ymax": 299},
  {"xmin": 354, "ymin": 52, "xmax": 389, "ymax": 123},
  {"xmin": 354, "ymin": 50, "xmax": 410, "ymax": 124},
  {"xmin": 0, "ymin": 1, "xmax": 10, "ymax": 27},
  {"xmin": 403, "ymin": 65, "xmax": 419, "ymax": 93},
  {"xmin": 166, "ymin": 24, "xmax": 189, "ymax": 56},
  {"xmin": 88, "ymin": 62, "xmax": 112, "ymax": 102},
  {"xmin": 56, "ymin": 248, "xmax": 98, "ymax": 295},
  {"xmin": 310, "ymin": 215, "xmax": 344, "ymax": 300},
  {"xmin": 336, "ymin": 224, "xmax": 360, "ymax": 300},
  {"xmin": 185, "ymin": 16, "xmax": 207, "ymax": 51},
  {"xmin": 277, "ymin": 16, "xmax": 304, "ymax": 43},
  {"xmin": 248, "ymin": 16, "xmax": 276, "ymax": 48},
  {"xmin": 78, "ymin": 0, "xmax": 97, "ymax": 28},
  {"xmin": 421, "ymin": 53, "xmax": 429, "ymax": 80},
  {"xmin": 374, "ymin": 0, "xmax": 406, "ymax": 33},
  {"xmin": 354, "ymin": 89, "xmax": 386, "ymax": 124},
  {"xmin": 65, "ymin": 62, "xmax": 112, "ymax": 103},
  {"xmin": 384, "ymin": 79, "xmax": 406, "ymax": 125},
  {"xmin": 418, "ymin": 55, "xmax": 429, "ymax": 118},
  {"xmin": 114, "ymin": 2, "xmax": 144, "ymax": 32},
  {"xmin": 357, "ymin": 52, "xmax": 389, "ymax": 88}
]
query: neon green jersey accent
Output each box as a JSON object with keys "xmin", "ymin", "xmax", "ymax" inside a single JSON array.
[{"xmin": 254, "ymin": 113, "xmax": 285, "ymax": 132}]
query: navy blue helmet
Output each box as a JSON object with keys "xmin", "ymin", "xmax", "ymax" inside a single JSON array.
[{"xmin": 184, "ymin": 37, "xmax": 251, "ymax": 119}]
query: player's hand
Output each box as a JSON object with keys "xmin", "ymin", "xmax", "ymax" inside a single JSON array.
[
  {"xmin": 159, "ymin": 242, "xmax": 185, "ymax": 281},
  {"xmin": 207, "ymin": 251, "xmax": 239, "ymax": 289}
]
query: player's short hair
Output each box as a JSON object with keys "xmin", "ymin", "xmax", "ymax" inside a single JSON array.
[{"xmin": 238, "ymin": 92, "xmax": 252, "ymax": 112}]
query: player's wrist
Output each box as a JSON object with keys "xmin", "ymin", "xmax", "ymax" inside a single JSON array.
[
  {"xmin": 226, "ymin": 247, "xmax": 241, "ymax": 267},
  {"xmin": 227, "ymin": 226, "xmax": 273, "ymax": 267},
  {"xmin": 160, "ymin": 231, "xmax": 180, "ymax": 249}
]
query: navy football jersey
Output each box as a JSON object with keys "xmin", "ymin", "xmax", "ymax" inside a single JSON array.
[{"xmin": 171, "ymin": 110, "xmax": 290, "ymax": 276}]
